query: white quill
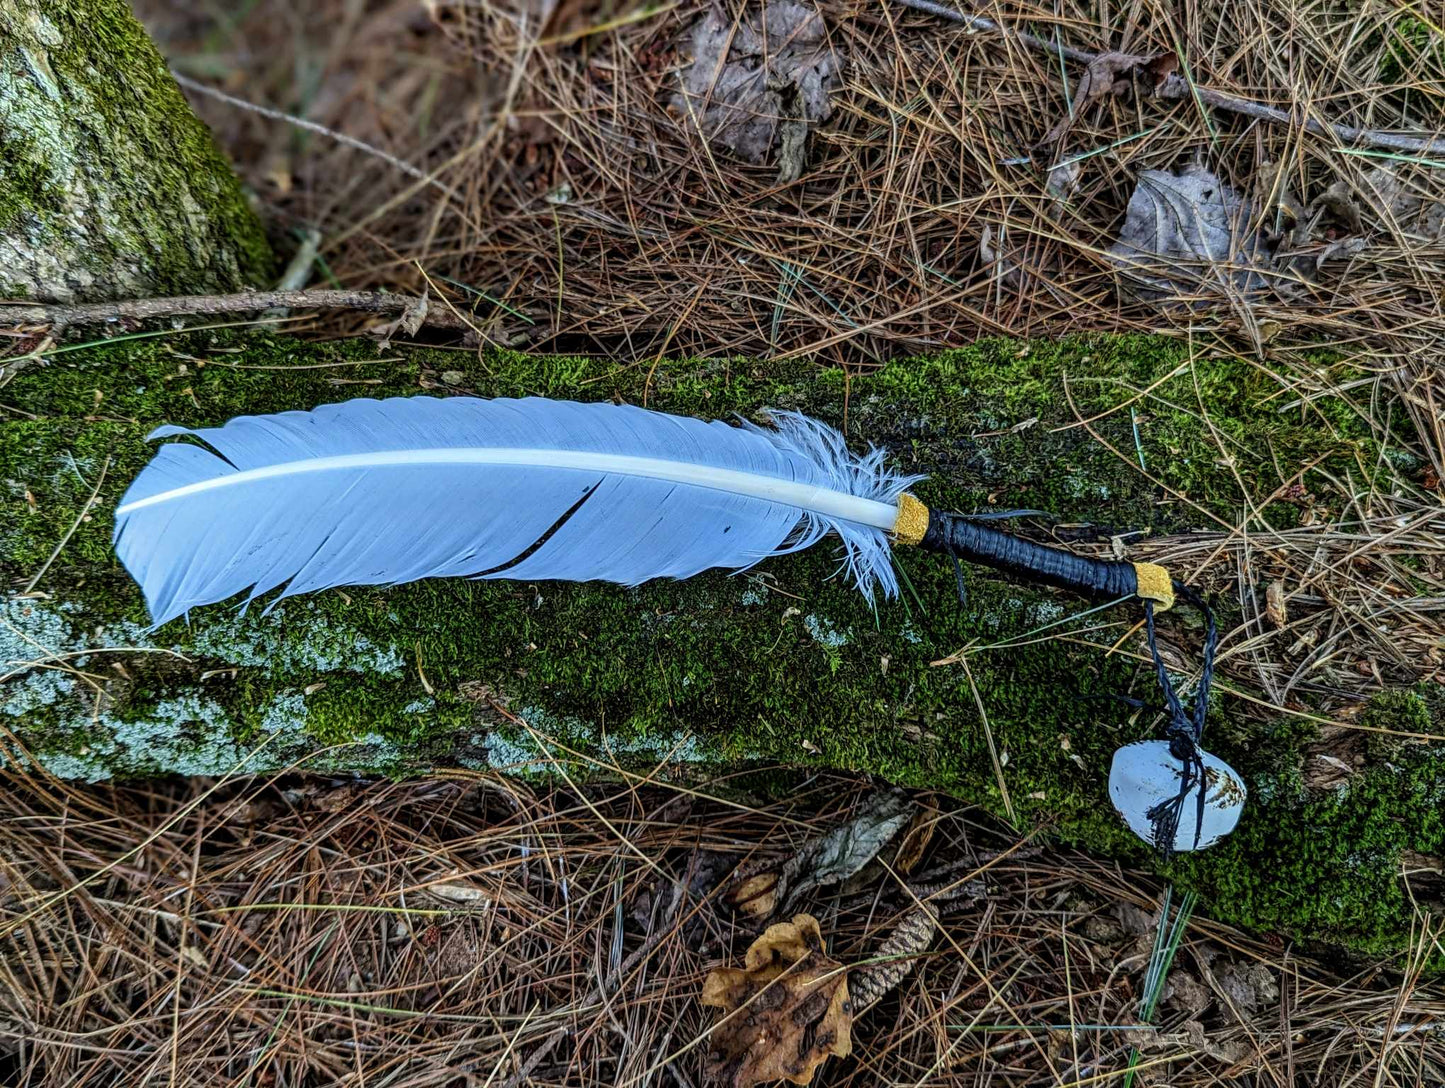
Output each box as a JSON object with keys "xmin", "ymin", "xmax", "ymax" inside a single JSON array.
[{"xmin": 114, "ymin": 396, "xmax": 923, "ymax": 625}]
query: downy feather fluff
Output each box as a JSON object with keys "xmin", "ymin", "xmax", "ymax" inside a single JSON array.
[{"xmin": 114, "ymin": 396, "xmax": 924, "ymax": 625}]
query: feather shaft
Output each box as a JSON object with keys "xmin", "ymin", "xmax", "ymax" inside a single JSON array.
[{"xmin": 116, "ymin": 446, "xmax": 900, "ymax": 529}]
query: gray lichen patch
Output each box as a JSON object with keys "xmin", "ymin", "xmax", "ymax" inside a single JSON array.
[
  {"xmin": 187, "ymin": 604, "xmax": 407, "ymax": 675},
  {"xmin": 1, "ymin": 597, "xmax": 412, "ymax": 781}
]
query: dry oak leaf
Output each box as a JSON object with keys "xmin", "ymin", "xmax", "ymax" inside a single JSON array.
[
  {"xmin": 723, "ymin": 864, "xmax": 782, "ymax": 920},
  {"xmin": 1039, "ymin": 50, "xmax": 1173, "ymax": 146},
  {"xmin": 701, "ymin": 914, "xmax": 852, "ymax": 1086}
]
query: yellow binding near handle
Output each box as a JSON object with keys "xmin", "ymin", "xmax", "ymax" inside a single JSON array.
[
  {"xmin": 895, "ymin": 494, "xmax": 1175, "ymax": 612},
  {"xmin": 1132, "ymin": 562, "xmax": 1175, "ymax": 611},
  {"xmin": 892, "ymin": 493, "xmax": 930, "ymax": 547}
]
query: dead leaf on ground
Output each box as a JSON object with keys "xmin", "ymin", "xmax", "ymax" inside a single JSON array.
[
  {"xmin": 1282, "ymin": 166, "xmax": 1445, "ymax": 272},
  {"xmin": 424, "ymin": 878, "xmax": 494, "ymax": 907},
  {"xmin": 778, "ymin": 789, "xmax": 914, "ymax": 915},
  {"xmin": 1124, "ymin": 1020, "xmax": 1248, "ymax": 1064},
  {"xmin": 1311, "ymin": 235, "xmax": 1369, "ymax": 270},
  {"xmin": 1311, "ymin": 178, "xmax": 1365, "ymax": 234},
  {"xmin": 722, "ymin": 791, "xmax": 914, "ymax": 922},
  {"xmin": 1215, "ymin": 961, "xmax": 1279, "ymax": 1013},
  {"xmin": 309, "ymin": 783, "xmax": 366, "ymax": 814},
  {"xmin": 1039, "ymin": 51, "xmax": 1173, "ymax": 146},
  {"xmin": 374, "ymin": 291, "xmax": 430, "ymax": 349},
  {"xmin": 724, "ymin": 864, "xmax": 782, "ymax": 920},
  {"xmin": 1181, "ymin": 1020, "xmax": 1249, "ymax": 1063},
  {"xmin": 1359, "ymin": 167, "xmax": 1445, "ymax": 239},
  {"xmin": 1314, "ymin": 167, "xmax": 1445, "ymax": 241},
  {"xmin": 1045, "ymin": 158, "xmax": 1082, "ymax": 210},
  {"xmin": 1265, "ymin": 580, "xmax": 1288, "ymax": 629},
  {"xmin": 891, "ymin": 800, "xmax": 937, "ymax": 874},
  {"xmin": 1162, "ymin": 969, "xmax": 1212, "ymax": 1015},
  {"xmin": 1115, "ymin": 901, "xmax": 1158, "ymax": 937},
  {"xmin": 701, "ymin": 914, "xmax": 852, "ymax": 1087},
  {"xmin": 1107, "ymin": 164, "xmax": 1277, "ymax": 303},
  {"xmin": 1255, "ymin": 160, "xmax": 1307, "ymax": 232},
  {"xmin": 674, "ymin": 3, "xmax": 839, "ymax": 175}
]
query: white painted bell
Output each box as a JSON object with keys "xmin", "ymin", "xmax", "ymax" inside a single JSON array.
[{"xmin": 1109, "ymin": 740, "xmax": 1246, "ymax": 852}]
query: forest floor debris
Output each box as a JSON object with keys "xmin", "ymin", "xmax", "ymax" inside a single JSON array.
[{"xmin": 2, "ymin": 771, "xmax": 1442, "ymax": 1085}]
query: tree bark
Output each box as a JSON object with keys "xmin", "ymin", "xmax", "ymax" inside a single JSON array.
[{"xmin": 0, "ymin": 0, "xmax": 272, "ymax": 302}]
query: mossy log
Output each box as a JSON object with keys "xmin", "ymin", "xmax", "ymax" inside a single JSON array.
[
  {"xmin": 0, "ymin": 0, "xmax": 272, "ymax": 301},
  {"xmin": 2, "ymin": 331, "xmax": 1442, "ymax": 957}
]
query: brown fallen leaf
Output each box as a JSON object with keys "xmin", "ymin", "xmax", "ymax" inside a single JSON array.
[
  {"xmin": 1265, "ymin": 580, "xmax": 1288, "ymax": 629},
  {"xmin": 701, "ymin": 914, "xmax": 852, "ymax": 1087},
  {"xmin": 891, "ymin": 801, "xmax": 936, "ymax": 874},
  {"xmin": 1311, "ymin": 178, "xmax": 1365, "ymax": 234},
  {"xmin": 723, "ymin": 865, "xmax": 782, "ymax": 920},
  {"xmin": 1347, "ymin": 167, "xmax": 1445, "ymax": 239},
  {"xmin": 374, "ymin": 291, "xmax": 430, "ymax": 349},
  {"xmin": 1039, "ymin": 51, "xmax": 1169, "ymax": 146},
  {"xmin": 1255, "ymin": 161, "xmax": 1309, "ymax": 248},
  {"xmin": 674, "ymin": 3, "xmax": 838, "ymax": 171}
]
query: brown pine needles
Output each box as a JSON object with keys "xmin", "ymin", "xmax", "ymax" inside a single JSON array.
[{"xmin": 1, "ymin": 769, "xmax": 1442, "ymax": 1085}]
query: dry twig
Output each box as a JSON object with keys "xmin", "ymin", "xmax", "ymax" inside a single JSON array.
[{"xmin": 3, "ymin": 289, "xmax": 471, "ymax": 338}]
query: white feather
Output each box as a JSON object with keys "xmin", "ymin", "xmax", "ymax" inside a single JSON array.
[{"xmin": 114, "ymin": 396, "xmax": 922, "ymax": 624}]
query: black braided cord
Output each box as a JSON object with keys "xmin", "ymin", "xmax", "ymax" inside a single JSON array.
[
  {"xmin": 918, "ymin": 511, "xmax": 1220, "ymax": 858},
  {"xmin": 1141, "ymin": 581, "xmax": 1218, "ymax": 857}
]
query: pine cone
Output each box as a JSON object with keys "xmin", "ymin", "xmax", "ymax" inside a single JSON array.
[{"xmin": 848, "ymin": 905, "xmax": 938, "ymax": 1010}]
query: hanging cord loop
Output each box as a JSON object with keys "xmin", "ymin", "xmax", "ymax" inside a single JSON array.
[
  {"xmin": 1141, "ymin": 581, "xmax": 1218, "ymax": 856},
  {"xmin": 913, "ymin": 506, "xmax": 1220, "ymax": 856}
]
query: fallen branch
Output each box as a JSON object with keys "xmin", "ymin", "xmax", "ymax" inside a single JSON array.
[
  {"xmin": 0, "ymin": 290, "xmax": 478, "ymax": 383},
  {"xmin": 888, "ymin": 0, "xmax": 1445, "ymax": 156},
  {"xmin": 2, "ymin": 289, "xmax": 474, "ymax": 337}
]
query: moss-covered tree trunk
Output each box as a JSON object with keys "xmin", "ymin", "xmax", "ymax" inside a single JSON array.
[
  {"xmin": 0, "ymin": 0, "xmax": 272, "ymax": 301},
  {"xmin": 2, "ymin": 331, "xmax": 1442, "ymax": 955}
]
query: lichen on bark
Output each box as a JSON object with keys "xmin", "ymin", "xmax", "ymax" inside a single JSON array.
[
  {"xmin": 2, "ymin": 330, "xmax": 1442, "ymax": 959},
  {"xmin": 0, "ymin": 0, "xmax": 272, "ymax": 301}
]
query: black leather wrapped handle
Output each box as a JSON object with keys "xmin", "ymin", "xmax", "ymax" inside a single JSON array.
[{"xmin": 918, "ymin": 511, "xmax": 1139, "ymax": 600}]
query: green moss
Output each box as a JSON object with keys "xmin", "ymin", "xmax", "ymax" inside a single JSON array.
[
  {"xmin": 1361, "ymin": 688, "xmax": 1438, "ymax": 761},
  {"xmin": 1380, "ymin": 16, "xmax": 1444, "ymax": 86},
  {"xmin": 0, "ymin": 0, "xmax": 272, "ymax": 298},
  {"xmin": 2, "ymin": 330, "xmax": 1438, "ymax": 960}
]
